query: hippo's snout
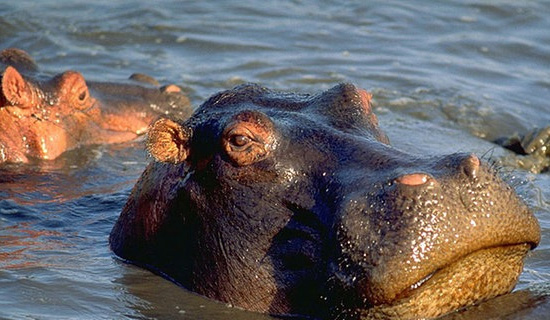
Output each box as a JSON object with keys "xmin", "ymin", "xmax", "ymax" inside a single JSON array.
[
  {"xmin": 394, "ymin": 154, "xmax": 480, "ymax": 186},
  {"xmin": 337, "ymin": 152, "xmax": 540, "ymax": 317}
]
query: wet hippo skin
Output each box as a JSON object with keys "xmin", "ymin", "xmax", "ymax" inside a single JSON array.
[
  {"xmin": 109, "ymin": 83, "xmax": 540, "ymax": 319},
  {"xmin": 0, "ymin": 48, "xmax": 192, "ymax": 164}
]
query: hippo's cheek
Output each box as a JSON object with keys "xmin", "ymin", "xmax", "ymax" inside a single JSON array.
[{"xmin": 28, "ymin": 123, "xmax": 69, "ymax": 160}]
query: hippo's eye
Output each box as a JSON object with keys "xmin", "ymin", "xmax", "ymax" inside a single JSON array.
[
  {"xmin": 72, "ymin": 88, "xmax": 91, "ymax": 110},
  {"xmin": 56, "ymin": 71, "xmax": 92, "ymax": 110},
  {"xmin": 78, "ymin": 90, "xmax": 87, "ymax": 101},
  {"xmin": 222, "ymin": 119, "xmax": 274, "ymax": 166},
  {"xmin": 225, "ymin": 127, "xmax": 254, "ymax": 151},
  {"xmin": 229, "ymin": 134, "xmax": 252, "ymax": 148}
]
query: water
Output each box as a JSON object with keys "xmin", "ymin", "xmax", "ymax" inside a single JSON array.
[{"xmin": 1, "ymin": 0, "xmax": 549, "ymax": 319}]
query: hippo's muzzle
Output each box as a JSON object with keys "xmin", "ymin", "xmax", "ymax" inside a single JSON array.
[{"xmin": 335, "ymin": 152, "xmax": 540, "ymax": 318}]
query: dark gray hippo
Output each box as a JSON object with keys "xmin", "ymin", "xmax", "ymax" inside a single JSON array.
[{"xmin": 110, "ymin": 83, "xmax": 540, "ymax": 319}]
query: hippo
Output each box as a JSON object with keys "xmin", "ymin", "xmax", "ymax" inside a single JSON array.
[
  {"xmin": 494, "ymin": 126, "xmax": 550, "ymax": 173},
  {"xmin": 0, "ymin": 48, "xmax": 192, "ymax": 164},
  {"xmin": 109, "ymin": 83, "xmax": 540, "ymax": 319}
]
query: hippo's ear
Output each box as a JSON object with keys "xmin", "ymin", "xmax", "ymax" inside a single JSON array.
[
  {"xmin": 147, "ymin": 118, "xmax": 191, "ymax": 164},
  {"xmin": 1, "ymin": 66, "xmax": 34, "ymax": 107}
]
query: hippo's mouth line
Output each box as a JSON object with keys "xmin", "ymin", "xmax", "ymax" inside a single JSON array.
[
  {"xmin": 365, "ymin": 243, "xmax": 532, "ymax": 319},
  {"xmin": 407, "ymin": 272, "xmax": 434, "ymax": 292},
  {"xmin": 396, "ymin": 242, "xmax": 533, "ymax": 302}
]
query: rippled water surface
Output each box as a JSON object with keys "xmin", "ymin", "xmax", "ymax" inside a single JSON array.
[{"xmin": 1, "ymin": 0, "xmax": 550, "ymax": 319}]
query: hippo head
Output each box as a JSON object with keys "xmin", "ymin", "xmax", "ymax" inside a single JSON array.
[
  {"xmin": 1, "ymin": 65, "xmax": 69, "ymax": 162},
  {"xmin": 0, "ymin": 65, "xmax": 135, "ymax": 162},
  {"xmin": 110, "ymin": 83, "xmax": 540, "ymax": 319},
  {"xmin": 0, "ymin": 51, "xmax": 190, "ymax": 163}
]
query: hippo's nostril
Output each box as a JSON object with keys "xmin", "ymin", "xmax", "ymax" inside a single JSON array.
[
  {"xmin": 394, "ymin": 173, "xmax": 430, "ymax": 186},
  {"xmin": 461, "ymin": 154, "xmax": 480, "ymax": 178},
  {"xmin": 161, "ymin": 84, "xmax": 182, "ymax": 93}
]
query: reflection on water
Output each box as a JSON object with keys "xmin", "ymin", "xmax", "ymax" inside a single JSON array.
[
  {"xmin": 1, "ymin": 0, "xmax": 550, "ymax": 319},
  {"xmin": 0, "ymin": 223, "xmax": 66, "ymax": 270}
]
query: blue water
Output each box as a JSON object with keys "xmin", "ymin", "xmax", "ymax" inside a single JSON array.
[{"xmin": 1, "ymin": 1, "xmax": 549, "ymax": 319}]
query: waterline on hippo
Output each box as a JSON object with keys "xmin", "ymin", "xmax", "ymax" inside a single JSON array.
[{"xmin": 109, "ymin": 83, "xmax": 540, "ymax": 319}]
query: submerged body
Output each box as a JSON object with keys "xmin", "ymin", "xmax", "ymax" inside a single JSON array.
[
  {"xmin": 110, "ymin": 83, "xmax": 540, "ymax": 319},
  {"xmin": 0, "ymin": 48, "xmax": 192, "ymax": 164}
]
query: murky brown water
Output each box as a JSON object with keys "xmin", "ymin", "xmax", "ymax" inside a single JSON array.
[{"xmin": 1, "ymin": 0, "xmax": 549, "ymax": 319}]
